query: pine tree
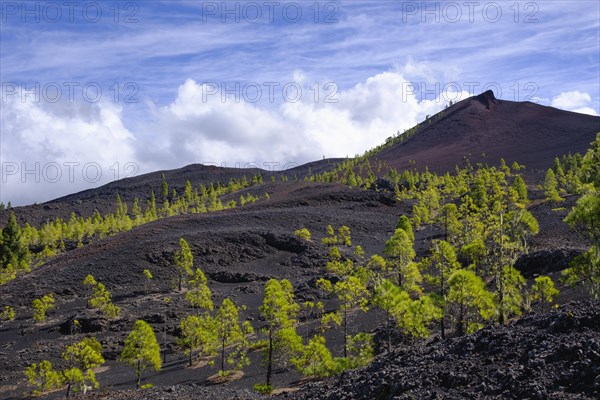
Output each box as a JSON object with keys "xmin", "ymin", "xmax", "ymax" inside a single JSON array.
[
  {"xmin": 438, "ymin": 203, "xmax": 462, "ymax": 244},
  {"xmin": 511, "ymin": 175, "xmax": 528, "ymax": 205},
  {"xmin": 185, "ymin": 268, "xmax": 213, "ymax": 312},
  {"xmin": 447, "ymin": 269, "xmax": 495, "ymax": 335},
  {"xmin": 294, "ymin": 228, "xmax": 312, "ymax": 241},
  {"xmin": 1, "ymin": 211, "xmax": 29, "ymax": 272},
  {"xmin": 147, "ymin": 191, "xmax": 158, "ymax": 221},
  {"xmin": 62, "ymin": 337, "xmax": 104, "ymax": 397},
  {"xmin": 161, "ymin": 174, "xmax": 169, "ymax": 200},
  {"xmin": 530, "ymin": 276, "xmax": 559, "ymax": 312},
  {"xmin": 179, "ymin": 314, "xmax": 217, "ymax": 367},
  {"xmin": 174, "ymin": 238, "xmax": 194, "ymax": 291},
  {"xmin": 321, "ymin": 225, "xmax": 338, "ymax": 246},
  {"xmin": 24, "ymin": 360, "xmax": 62, "ymax": 396},
  {"xmin": 544, "ymin": 169, "xmax": 563, "ymax": 202},
  {"xmin": 498, "ymin": 266, "xmax": 526, "ymax": 320},
  {"xmin": 120, "ymin": 320, "xmax": 162, "ymax": 389},
  {"xmin": 428, "ymin": 240, "xmax": 460, "ymax": 338},
  {"xmin": 143, "ymin": 269, "xmax": 153, "ymax": 295},
  {"xmin": 372, "ymin": 279, "xmax": 406, "ymax": 352},
  {"xmin": 0, "ymin": 305, "xmax": 15, "ymax": 324},
  {"xmin": 215, "ymin": 298, "xmax": 253, "ymax": 374},
  {"xmin": 562, "ymin": 135, "xmax": 600, "ymax": 298},
  {"xmin": 345, "ymin": 332, "xmax": 374, "ymax": 369},
  {"xmin": 338, "ymin": 226, "xmax": 352, "ymax": 246},
  {"xmin": 384, "ymin": 228, "xmax": 418, "ymax": 290},
  {"xmin": 396, "ymin": 215, "xmax": 415, "ymax": 241},
  {"xmin": 295, "ymin": 335, "xmax": 333, "ymax": 378},
  {"xmin": 32, "ymin": 293, "xmax": 55, "ymax": 323},
  {"xmin": 259, "ymin": 279, "xmax": 301, "ymax": 388},
  {"xmin": 470, "ymin": 177, "xmax": 488, "ymax": 210},
  {"xmin": 184, "ymin": 180, "xmax": 193, "ymax": 203},
  {"xmin": 320, "ymin": 276, "xmax": 369, "ymax": 359},
  {"xmin": 83, "ymin": 275, "xmax": 120, "ymax": 319}
]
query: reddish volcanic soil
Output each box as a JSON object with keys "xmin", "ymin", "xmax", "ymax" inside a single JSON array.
[{"xmin": 374, "ymin": 90, "xmax": 600, "ymax": 174}]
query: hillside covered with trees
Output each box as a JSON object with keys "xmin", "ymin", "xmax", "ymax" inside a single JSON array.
[{"xmin": 0, "ymin": 93, "xmax": 599, "ymax": 400}]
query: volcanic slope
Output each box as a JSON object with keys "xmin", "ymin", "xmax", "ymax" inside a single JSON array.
[
  {"xmin": 0, "ymin": 182, "xmax": 403, "ymax": 399},
  {"xmin": 1, "ymin": 92, "xmax": 599, "ymax": 399},
  {"xmin": 6, "ymin": 91, "xmax": 599, "ymax": 227},
  {"xmin": 373, "ymin": 90, "xmax": 600, "ymax": 173},
  {"xmin": 293, "ymin": 299, "xmax": 600, "ymax": 400},
  {"xmin": 0, "ymin": 178, "xmax": 591, "ymax": 399}
]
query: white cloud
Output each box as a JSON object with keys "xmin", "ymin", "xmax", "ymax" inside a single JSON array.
[
  {"xmin": 2, "ymin": 70, "xmax": 459, "ymax": 205},
  {"xmin": 551, "ymin": 91, "xmax": 599, "ymax": 115},
  {"xmin": 1, "ymin": 91, "xmax": 137, "ymax": 205},
  {"xmin": 137, "ymin": 71, "xmax": 460, "ymax": 172}
]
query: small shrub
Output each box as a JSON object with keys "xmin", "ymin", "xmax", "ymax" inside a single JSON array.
[
  {"xmin": 32, "ymin": 294, "xmax": 55, "ymax": 323},
  {"xmin": 1, "ymin": 305, "xmax": 16, "ymax": 322},
  {"xmin": 253, "ymin": 383, "xmax": 273, "ymax": 394},
  {"xmin": 294, "ymin": 228, "xmax": 312, "ymax": 241}
]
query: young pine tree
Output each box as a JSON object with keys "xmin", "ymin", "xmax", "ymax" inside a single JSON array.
[
  {"xmin": 179, "ymin": 314, "xmax": 217, "ymax": 367},
  {"xmin": 215, "ymin": 298, "xmax": 253, "ymax": 375},
  {"xmin": 530, "ymin": 276, "xmax": 559, "ymax": 312},
  {"xmin": 24, "ymin": 360, "xmax": 62, "ymax": 396},
  {"xmin": 295, "ymin": 335, "xmax": 334, "ymax": 379},
  {"xmin": 0, "ymin": 211, "xmax": 29, "ymax": 274},
  {"xmin": 62, "ymin": 337, "xmax": 105, "ymax": 397},
  {"xmin": 447, "ymin": 269, "xmax": 495, "ymax": 335},
  {"xmin": 544, "ymin": 169, "xmax": 563, "ymax": 202},
  {"xmin": 32, "ymin": 293, "xmax": 55, "ymax": 323},
  {"xmin": 384, "ymin": 228, "xmax": 419, "ymax": 291},
  {"xmin": 185, "ymin": 268, "xmax": 213, "ymax": 313},
  {"xmin": 259, "ymin": 279, "xmax": 301, "ymax": 388},
  {"xmin": 174, "ymin": 238, "xmax": 194, "ymax": 292},
  {"xmin": 512, "ymin": 175, "xmax": 528, "ymax": 205},
  {"xmin": 319, "ymin": 275, "xmax": 370, "ymax": 359},
  {"xmin": 120, "ymin": 320, "xmax": 162, "ymax": 389},
  {"xmin": 428, "ymin": 240, "xmax": 460, "ymax": 338}
]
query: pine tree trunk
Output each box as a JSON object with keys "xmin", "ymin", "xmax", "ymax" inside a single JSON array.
[
  {"xmin": 441, "ymin": 270, "xmax": 446, "ymax": 339},
  {"xmin": 267, "ymin": 329, "xmax": 273, "ymax": 386},
  {"xmin": 386, "ymin": 311, "xmax": 391, "ymax": 352},
  {"xmin": 498, "ymin": 269, "xmax": 505, "ymax": 325},
  {"xmin": 398, "ymin": 267, "xmax": 402, "ymax": 288},
  {"xmin": 136, "ymin": 359, "xmax": 141, "ymax": 389},
  {"xmin": 221, "ymin": 337, "xmax": 226, "ymax": 373},
  {"xmin": 458, "ymin": 301, "xmax": 464, "ymax": 336},
  {"xmin": 163, "ymin": 317, "xmax": 167, "ymax": 364},
  {"xmin": 343, "ymin": 307, "xmax": 348, "ymax": 359}
]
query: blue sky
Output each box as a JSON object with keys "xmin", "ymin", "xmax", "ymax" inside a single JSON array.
[{"xmin": 1, "ymin": 0, "xmax": 599, "ymax": 205}]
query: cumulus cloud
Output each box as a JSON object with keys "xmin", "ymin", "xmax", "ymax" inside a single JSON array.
[
  {"xmin": 1, "ymin": 71, "xmax": 470, "ymax": 205},
  {"xmin": 136, "ymin": 71, "xmax": 464, "ymax": 171},
  {"xmin": 1, "ymin": 91, "xmax": 137, "ymax": 205},
  {"xmin": 551, "ymin": 91, "xmax": 599, "ymax": 116}
]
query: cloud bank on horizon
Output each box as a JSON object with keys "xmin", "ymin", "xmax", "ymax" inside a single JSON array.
[{"xmin": 1, "ymin": 0, "xmax": 599, "ymax": 205}]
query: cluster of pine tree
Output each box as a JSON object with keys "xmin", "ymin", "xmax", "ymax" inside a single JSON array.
[{"xmin": 0, "ymin": 174, "xmax": 269, "ymax": 285}]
